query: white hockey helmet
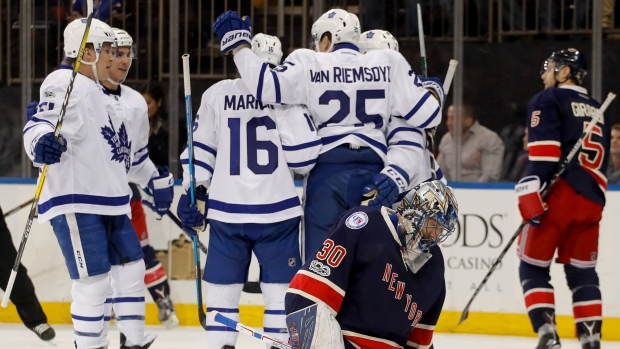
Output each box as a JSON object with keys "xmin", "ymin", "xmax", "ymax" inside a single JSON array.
[
  {"xmin": 311, "ymin": 9, "xmax": 360, "ymax": 52},
  {"xmin": 358, "ymin": 30, "xmax": 399, "ymax": 54},
  {"xmin": 64, "ymin": 18, "xmax": 115, "ymax": 59},
  {"xmin": 251, "ymin": 33, "xmax": 283, "ymax": 67},
  {"xmin": 108, "ymin": 28, "xmax": 135, "ymax": 85},
  {"xmin": 396, "ymin": 180, "xmax": 458, "ymax": 271}
]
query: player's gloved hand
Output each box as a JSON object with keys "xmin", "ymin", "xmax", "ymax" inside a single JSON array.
[
  {"xmin": 176, "ymin": 186, "xmax": 209, "ymax": 236},
  {"xmin": 32, "ymin": 132, "xmax": 67, "ymax": 165},
  {"xmin": 26, "ymin": 100, "xmax": 38, "ymax": 121},
  {"xmin": 213, "ymin": 11, "xmax": 252, "ymax": 56},
  {"xmin": 361, "ymin": 166, "xmax": 409, "ymax": 207},
  {"xmin": 515, "ymin": 175, "xmax": 548, "ymax": 227},
  {"xmin": 419, "ymin": 76, "xmax": 445, "ymax": 109},
  {"xmin": 143, "ymin": 166, "xmax": 174, "ymax": 219}
]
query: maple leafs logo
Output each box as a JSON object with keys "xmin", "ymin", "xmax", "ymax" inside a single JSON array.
[{"xmin": 101, "ymin": 115, "xmax": 132, "ymax": 173}]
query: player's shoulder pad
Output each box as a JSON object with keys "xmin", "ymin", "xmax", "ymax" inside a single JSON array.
[
  {"xmin": 120, "ymin": 84, "xmax": 148, "ymax": 108},
  {"xmin": 42, "ymin": 69, "xmax": 94, "ymax": 100},
  {"xmin": 528, "ymin": 87, "xmax": 559, "ymax": 107}
]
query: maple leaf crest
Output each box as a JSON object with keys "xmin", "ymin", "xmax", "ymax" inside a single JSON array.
[{"xmin": 101, "ymin": 115, "xmax": 132, "ymax": 173}]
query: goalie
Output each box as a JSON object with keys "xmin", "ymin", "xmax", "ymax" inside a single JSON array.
[{"xmin": 285, "ymin": 180, "xmax": 458, "ymax": 349}]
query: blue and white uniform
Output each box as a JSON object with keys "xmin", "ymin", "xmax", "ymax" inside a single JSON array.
[
  {"xmin": 232, "ymin": 45, "xmax": 441, "ymax": 260},
  {"xmin": 180, "ymin": 78, "xmax": 321, "ymax": 349}
]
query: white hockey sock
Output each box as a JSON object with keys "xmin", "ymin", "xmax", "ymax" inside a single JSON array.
[
  {"xmin": 71, "ymin": 272, "xmax": 110, "ymax": 349},
  {"xmin": 206, "ymin": 283, "xmax": 243, "ymax": 349},
  {"xmin": 100, "ymin": 281, "xmax": 114, "ymax": 342},
  {"xmin": 110, "ymin": 260, "xmax": 147, "ymax": 347},
  {"xmin": 261, "ymin": 282, "xmax": 289, "ymax": 347}
]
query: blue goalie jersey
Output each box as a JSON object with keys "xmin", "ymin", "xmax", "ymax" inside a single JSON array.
[
  {"xmin": 286, "ymin": 206, "xmax": 445, "ymax": 349},
  {"xmin": 526, "ymin": 85, "xmax": 610, "ymax": 205}
]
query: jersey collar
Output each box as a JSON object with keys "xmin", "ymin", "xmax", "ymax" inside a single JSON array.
[
  {"xmin": 560, "ymin": 85, "xmax": 588, "ymax": 94},
  {"xmin": 102, "ymin": 84, "xmax": 122, "ymax": 96},
  {"xmin": 333, "ymin": 43, "xmax": 360, "ymax": 52}
]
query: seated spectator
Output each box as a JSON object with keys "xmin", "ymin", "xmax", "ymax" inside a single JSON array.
[
  {"xmin": 607, "ymin": 124, "xmax": 620, "ymax": 184},
  {"xmin": 437, "ymin": 104, "xmax": 505, "ymax": 182},
  {"xmin": 140, "ymin": 83, "xmax": 169, "ymax": 167},
  {"xmin": 506, "ymin": 128, "xmax": 528, "ymax": 182}
]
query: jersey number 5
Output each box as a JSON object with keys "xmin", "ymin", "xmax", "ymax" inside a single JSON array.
[
  {"xmin": 228, "ymin": 116, "xmax": 278, "ymax": 175},
  {"xmin": 579, "ymin": 121, "xmax": 604, "ymax": 172},
  {"xmin": 318, "ymin": 89, "xmax": 385, "ymax": 129}
]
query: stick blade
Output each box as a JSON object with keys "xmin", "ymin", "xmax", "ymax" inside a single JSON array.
[{"xmin": 458, "ymin": 308, "xmax": 469, "ymax": 325}]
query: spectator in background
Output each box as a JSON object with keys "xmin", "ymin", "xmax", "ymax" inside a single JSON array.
[
  {"xmin": 507, "ymin": 128, "xmax": 529, "ymax": 182},
  {"xmin": 607, "ymin": 124, "xmax": 620, "ymax": 184},
  {"xmin": 70, "ymin": 0, "xmax": 126, "ymax": 23},
  {"xmin": 140, "ymin": 83, "xmax": 169, "ymax": 168},
  {"xmin": 437, "ymin": 104, "xmax": 505, "ymax": 182}
]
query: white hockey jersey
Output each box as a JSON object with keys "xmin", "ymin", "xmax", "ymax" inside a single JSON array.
[
  {"xmin": 23, "ymin": 70, "xmax": 132, "ymax": 222},
  {"xmin": 180, "ymin": 79, "xmax": 321, "ymax": 224},
  {"xmin": 233, "ymin": 45, "xmax": 441, "ymax": 163},
  {"xmin": 386, "ymin": 117, "xmax": 446, "ymax": 192},
  {"xmin": 101, "ymin": 84, "xmax": 158, "ymax": 188}
]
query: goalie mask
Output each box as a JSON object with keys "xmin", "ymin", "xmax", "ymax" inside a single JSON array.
[{"xmin": 396, "ymin": 180, "xmax": 458, "ymax": 271}]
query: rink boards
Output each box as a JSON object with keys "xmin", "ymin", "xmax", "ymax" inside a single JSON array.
[{"xmin": 0, "ymin": 180, "xmax": 619, "ymax": 339}]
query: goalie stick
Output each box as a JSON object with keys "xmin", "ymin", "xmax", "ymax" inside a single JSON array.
[
  {"xmin": 2, "ymin": 0, "xmax": 95, "ymax": 308},
  {"xmin": 458, "ymin": 92, "xmax": 617, "ymax": 325},
  {"xmin": 210, "ymin": 310, "xmax": 292, "ymax": 349},
  {"xmin": 182, "ymin": 53, "xmax": 208, "ymax": 330}
]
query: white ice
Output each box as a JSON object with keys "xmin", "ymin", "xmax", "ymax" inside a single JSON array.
[{"xmin": 1, "ymin": 324, "xmax": 619, "ymax": 349}]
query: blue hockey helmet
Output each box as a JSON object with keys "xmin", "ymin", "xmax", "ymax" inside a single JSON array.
[{"xmin": 541, "ymin": 48, "xmax": 588, "ymax": 85}]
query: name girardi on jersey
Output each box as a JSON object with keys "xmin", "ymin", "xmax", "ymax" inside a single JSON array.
[{"xmin": 309, "ymin": 260, "xmax": 331, "ymax": 277}]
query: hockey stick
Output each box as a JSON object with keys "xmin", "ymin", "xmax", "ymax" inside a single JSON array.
[
  {"xmin": 182, "ymin": 53, "xmax": 208, "ymax": 330},
  {"xmin": 2, "ymin": 198, "xmax": 35, "ymax": 218},
  {"xmin": 1, "ymin": 0, "xmax": 95, "ymax": 309},
  {"xmin": 166, "ymin": 211, "xmax": 208, "ymax": 254},
  {"xmin": 210, "ymin": 310, "xmax": 292, "ymax": 349},
  {"xmin": 458, "ymin": 92, "xmax": 617, "ymax": 325},
  {"xmin": 417, "ymin": 4, "xmax": 427, "ymax": 78}
]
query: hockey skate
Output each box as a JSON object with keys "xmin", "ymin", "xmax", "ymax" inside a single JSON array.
[
  {"xmin": 156, "ymin": 296, "xmax": 179, "ymax": 329},
  {"xmin": 29, "ymin": 323, "xmax": 56, "ymax": 342},
  {"xmin": 577, "ymin": 321, "xmax": 601, "ymax": 349},
  {"xmin": 120, "ymin": 333, "xmax": 157, "ymax": 349}
]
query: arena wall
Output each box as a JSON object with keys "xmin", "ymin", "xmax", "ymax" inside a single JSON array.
[{"xmin": 0, "ymin": 180, "xmax": 618, "ymax": 339}]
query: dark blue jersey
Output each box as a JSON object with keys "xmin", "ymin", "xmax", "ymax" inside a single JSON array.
[
  {"xmin": 526, "ymin": 85, "xmax": 610, "ymax": 205},
  {"xmin": 286, "ymin": 206, "xmax": 445, "ymax": 349}
]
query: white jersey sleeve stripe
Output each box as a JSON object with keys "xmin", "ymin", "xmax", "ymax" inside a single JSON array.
[
  {"xmin": 288, "ymin": 159, "xmax": 318, "ymax": 168},
  {"xmin": 418, "ymin": 105, "xmax": 441, "ymax": 128},
  {"xmin": 387, "ymin": 127, "xmax": 423, "ymax": 143},
  {"xmin": 403, "ymin": 92, "xmax": 432, "ymax": 120},
  {"xmin": 282, "ymin": 139, "xmax": 322, "ymax": 151},
  {"xmin": 29, "ymin": 116, "xmax": 56, "ymax": 129},
  {"xmin": 134, "ymin": 144, "xmax": 148, "ymax": 155},
  {"xmin": 322, "ymin": 133, "xmax": 388, "ymax": 153},
  {"xmin": 393, "ymin": 141, "xmax": 424, "ymax": 149},
  {"xmin": 132, "ymin": 152, "xmax": 149, "ymax": 166},
  {"xmin": 194, "ymin": 141, "xmax": 217, "ymax": 156},
  {"xmin": 271, "ymin": 70, "xmax": 282, "ymax": 104},
  {"xmin": 256, "ymin": 62, "xmax": 269, "ymax": 103},
  {"xmin": 181, "ymin": 158, "xmax": 214, "ymax": 173}
]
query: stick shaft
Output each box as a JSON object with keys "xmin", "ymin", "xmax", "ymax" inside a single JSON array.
[
  {"xmin": 2, "ymin": 1, "xmax": 95, "ymax": 309},
  {"xmin": 3, "ymin": 198, "xmax": 35, "ymax": 218},
  {"xmin": 211, "ymin": 310, "xmax": 291, "ymax": 349},
  {"xmin": 417, "ymin": 3, "xmax": 427, "ymax": 78},
  {"xmin": 459, "ymin": 92, "xmax": 616, "ymax": 324},
  {"xmin": 444, "ymin": 60, "xmax": 458, "ymax": 95}
]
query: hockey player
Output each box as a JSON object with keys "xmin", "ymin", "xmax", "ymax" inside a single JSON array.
[
  {"xmin": 177, "ymin": 33, "xmax": 321, "ymax": 349},
  {"xmin": 515, "ymin": 48, "xmax": 609, "ymax": 349},
  {"xmin": 358, "ymin": 29, "xmax": 446, "ymax": 200},
  {"xmin": 285, "ymin": 180, "xmax": 458, "ymax": 349},
  {"xmin": 212, "ymin": 9, "xmax": 446, "ymax": 261},
  {"xmin": 99, "ymin": 27, "xmax": 179, "ymax": 329},
  {"xmin": 22, "ymin": 19, "xmax": 169, "ymax": 349}
]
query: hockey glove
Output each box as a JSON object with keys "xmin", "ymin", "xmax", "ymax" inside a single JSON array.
[
  {"xmin": 26, "ymin": 100, "xmax": 38, "ymax": 121},
  {"xmin": 420, "ymin": 76, "xmax": 445, "ymax": 109},
  {"xmin": 143, "ymin": 166, "xmax": 174, "ymax": 219},
  {"xmin": 213, "ymin": 11, "xmax": 252, "ymax": 56},
  {"xmin": 361, "ymin": 166, "xmax": 409, "ymax": 207},
  {"xmin": 32, "ymin": 132, "xmax": 67, "ymax": 165},
  {"xmin": 515, "ymin": 175, "xmax": 548, "ymax": 227},
  {"xmin": 176, "ymin": 187, "xmax": 208, "ymax": 236}
]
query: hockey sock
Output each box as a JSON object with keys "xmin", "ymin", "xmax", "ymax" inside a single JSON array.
[
  {"xmin": 71, "ymin": 272, "xmax": 110, "ymax": 349},
  {"xmin": 100, "ymin": 282, "xmax": 114, "ymax": 343},
  {"xmin": 206, "ymin": 283, "xmax": 244, "ymax": 349},
  {"xmin": 142, "ymin": 245, "xmax": 170, "ymax": 302},
  {"xmin": 261, "ymin": 282, "xmax": 289, "ymax": 347},
  {"xmin": 564, "ymin": 265, "xmax": 602, "ymax": 342},
  {"xmin": 519, "ymin": 261, "xmax": 556, "ymax": 332},
  {"xmin": 111, "ymin": 260, "xmax": 147, "ymax": 347}
]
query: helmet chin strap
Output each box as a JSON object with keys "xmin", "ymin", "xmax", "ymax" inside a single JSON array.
[
  {"xmin": 107, "ymin": 78, "xmax": 120, "ymax": 86},
  {"xmin": 80, "ymin": 52, "xmax": 101, "ymax": 84}
]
